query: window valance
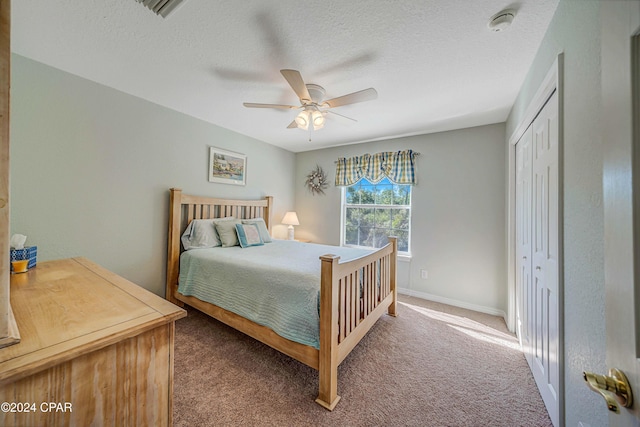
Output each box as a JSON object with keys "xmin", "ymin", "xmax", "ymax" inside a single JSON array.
[{"xmin": 334, "ymin": 150, "xmax": 418, "ymax": 186}]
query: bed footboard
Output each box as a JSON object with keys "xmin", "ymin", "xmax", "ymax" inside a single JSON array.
[{"xmin": 316, "ymin": 237, "xmax": 397, "ymax": 410}]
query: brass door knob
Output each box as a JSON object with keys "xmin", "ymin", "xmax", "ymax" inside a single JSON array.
[{"xmin": 583, "ymin": 368, "xmax": 633, "ymax": 413}]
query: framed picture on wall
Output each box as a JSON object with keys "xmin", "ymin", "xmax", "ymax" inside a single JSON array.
[{"xmin": 208, "ymin": 147, "xmax": 246, "ymax": 185}]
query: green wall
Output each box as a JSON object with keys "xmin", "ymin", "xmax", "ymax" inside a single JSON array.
[{"xmin": 10, "ymin": 54, "xmax": 296, "ymax": 296}]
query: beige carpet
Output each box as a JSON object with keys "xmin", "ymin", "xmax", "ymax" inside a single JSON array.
[{"xmin": 174, "ymin": 295, "xmax": 552, "ymax": 426}]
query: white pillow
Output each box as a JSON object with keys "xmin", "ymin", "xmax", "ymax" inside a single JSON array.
[
  {"xmin": 181, "ymin": 219, "xmax": 218, "ymax": 250},
  {"xmin": 241, "ymin": 218, "xmax": 272, "ymax": 243},
  {"xmin": 180, "ymin": 216, "xmax": 235, "ymax": 250}
]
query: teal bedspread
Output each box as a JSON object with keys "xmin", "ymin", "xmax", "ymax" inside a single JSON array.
[{"xmin": 178, "ymin": 240, "xmax": 373, "ymax": 349}]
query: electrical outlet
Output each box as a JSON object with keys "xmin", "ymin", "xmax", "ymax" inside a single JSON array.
[{"xmin": 420, "ymin": 269, "xmax": 428, "ymax": 279}]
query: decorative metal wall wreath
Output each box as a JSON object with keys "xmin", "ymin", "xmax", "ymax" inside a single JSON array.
[{"xmin": 305, "ymin": 165, "xmax": 329, "ymax": 195}]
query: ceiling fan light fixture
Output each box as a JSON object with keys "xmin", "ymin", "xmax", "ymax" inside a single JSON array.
[
  {"xmin": 311, "ymin": 110, "xmax": 325, "ymax": 130},
  {"xmin": 295, "ymin": 110, "xmax": 310, "ymax": 130}
]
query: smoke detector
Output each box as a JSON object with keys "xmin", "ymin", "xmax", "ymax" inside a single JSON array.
[{"xmin": 488, "ymin": 9, "xmax": 516, "ymax": 32}]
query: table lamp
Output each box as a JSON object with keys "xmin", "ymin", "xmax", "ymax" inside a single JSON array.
[{"xmin": 281, "ymin": 211, "xmax": 300, "ymax": 240}]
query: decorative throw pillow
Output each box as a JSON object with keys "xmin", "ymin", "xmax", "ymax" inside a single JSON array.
[
  {"xmin": 181, "ymin": 219, "xmax": 219, "ymax": 250},
  {"xmin": 241, "ymin": 218, "xmax": 272, "ymax": 243},
  {"xmin": 214, "ymin": 219, "xmax": 242, "ymax": 247},
  {"xmin": 235, "ymin": 223, "xmax": 264, "ymax": 248}
]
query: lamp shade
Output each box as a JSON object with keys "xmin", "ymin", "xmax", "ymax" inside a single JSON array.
[
  {"xmin": 311, "ymin": 110, "xmax": 325, "ymax": 130},
  {"xmin": 281, "ymin": 211, "xmax": 300, "ymax": 226},
  {"xmin": 295, "ymin": 111, "xmax": 310, "ymax": 130}
]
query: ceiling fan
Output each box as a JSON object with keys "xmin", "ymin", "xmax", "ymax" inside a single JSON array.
[{"xmin": 243, "ymin": 69, "xmax": 378, "ymax": 131}]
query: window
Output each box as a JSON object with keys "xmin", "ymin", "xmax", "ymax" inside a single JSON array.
[{"xmin": 342, "ymin": 177, "xmax": 411, "ymax": 254}]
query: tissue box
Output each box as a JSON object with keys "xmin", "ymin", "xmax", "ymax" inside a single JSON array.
[{"xmin": 10, "ymin": 246, "xmax": 37, "ymax": 271}]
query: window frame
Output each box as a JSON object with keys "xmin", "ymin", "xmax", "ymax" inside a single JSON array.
[{"xmin": 340, "ymin": 178, "xmax": 412, "ymax": 256}]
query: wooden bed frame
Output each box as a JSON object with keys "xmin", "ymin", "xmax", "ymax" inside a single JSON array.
[{"xmin": 165, "ymin": 188, "xmax": 397, "ymax": 410}]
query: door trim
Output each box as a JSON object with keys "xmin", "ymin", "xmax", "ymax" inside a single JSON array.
[
  {"xmin": 632, "ymin": 31, "xmax": 640, "ymax": 361},
  {"xmin": 506, "ymin": 53, "xmax": 564, "ymax": 424}
]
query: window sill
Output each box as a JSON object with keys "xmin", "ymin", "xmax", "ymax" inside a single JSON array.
[{"xmin": 341, "ymin": 244, "xmax": 412, "ymax": 261}]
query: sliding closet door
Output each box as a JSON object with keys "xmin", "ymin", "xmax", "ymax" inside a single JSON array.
[{"xmin": 515, "ymin": 90, "xmax": 559, "ymax": 426}]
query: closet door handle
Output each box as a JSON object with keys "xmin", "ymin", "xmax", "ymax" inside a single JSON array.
[{"xmin": 535, "ymin": 266, "xmax": 541, "ymax": 271}]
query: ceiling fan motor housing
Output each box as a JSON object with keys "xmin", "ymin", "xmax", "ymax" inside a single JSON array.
[{"xmin": 305, "ymin": 84, "xmax": 326, "ymax": 104}]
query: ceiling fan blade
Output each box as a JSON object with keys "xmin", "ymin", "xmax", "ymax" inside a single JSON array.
[
  {"xmin": 280, "ymin": 69, "xmax": 312, "ymax": 103},
  {"xmin": 286, "ymin": 120, "xmax": 298, "ymax": 129},
  {"xmin": 326, "ymin": 110, "xmax": 357, "ymax": 122},
  {"xmin": 323, "ymin": 88, "xmax": 378, "ymax": 108},
  {"xmin": 243, "ymin": 102, "xmax": 297, "ymax": 109}
]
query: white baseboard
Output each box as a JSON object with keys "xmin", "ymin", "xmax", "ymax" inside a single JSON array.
[{"xmin": 397, "ymin": 287, "xmax": 507, "ymax": 321}]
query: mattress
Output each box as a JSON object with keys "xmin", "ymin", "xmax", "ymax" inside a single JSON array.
[{"xmin": 178, "ymin": 239, "xmax": 373, "ymax": 349}]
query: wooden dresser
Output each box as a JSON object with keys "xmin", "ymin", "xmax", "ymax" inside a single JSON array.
[{"xmin": 0, "ymin": 257, "xmax": 186, "ymax": 426}]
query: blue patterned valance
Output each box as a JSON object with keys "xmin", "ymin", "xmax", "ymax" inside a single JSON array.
[{"xmin": 335, "ymin": 150, "xmax": 418, "ymax": 186}]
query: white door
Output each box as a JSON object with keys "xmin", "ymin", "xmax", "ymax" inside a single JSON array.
[
  {"xmin": 515, "ymin": 90, "xmax": 560, "ymax": 426},
  {"xmin": 516, "ymin": 123, "xmax": 533, "ymax": 356},
  {"xmin": 532, "ymin": 91, "xmax": 560, "ymax": 426},
  {"xmin": 593, "ymin": 1, "xmax": 640, "ymax": 424}
]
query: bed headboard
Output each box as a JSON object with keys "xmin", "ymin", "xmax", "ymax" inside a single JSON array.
[{"xmin": 165, "ymin": 187, "xmax": 273, "ymax": 304}]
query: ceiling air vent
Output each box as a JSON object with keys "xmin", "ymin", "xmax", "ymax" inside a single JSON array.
[{"xmin": 135, "ymin": 0, "xmax": 186, "ymax": 18}]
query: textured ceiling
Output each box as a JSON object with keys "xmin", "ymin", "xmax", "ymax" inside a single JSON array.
[{"xmin": 11, "ymin": 0, "xmax": 558, "ymax": 153}]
